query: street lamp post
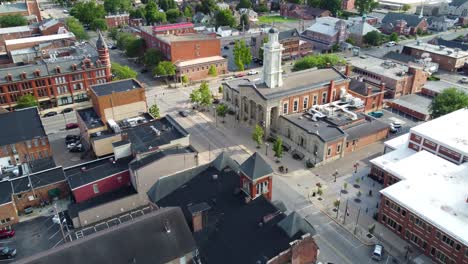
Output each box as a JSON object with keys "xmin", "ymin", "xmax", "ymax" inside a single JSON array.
[
  {"xmin": 265, "ymin": 143, "xmax": 269, "ymax": 156},
  {"xmin": 334, "ymin": 169, "xmax": 338, "ymax": 182}
]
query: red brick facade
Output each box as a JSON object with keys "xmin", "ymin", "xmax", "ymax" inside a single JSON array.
[
  {"xmin": 240, "ymin": 173, "xmax": 273, "ymax": 201},
  {"xmin": 267, "ymin": 233, "xmax": 319, "ymax": 264},
  {"xmin": 72, "ymin": 170, "xmax": 131, "ymax": 203},
  {"xmin": 0, "ymin": 136, "xmax": 52, "ymax": 165},
  {"xmin": 341, "ymin": 0, "xmax": 355, "ymax": 11},
  {"xmin": 13, "ymin": 181, "xmax": 69, "ymax": 212},
  {"xmin": 105, "ymin": 14, "xmax": 130, "ymax": 29},
  {"xmin": 0, "ymin": 203, "xmax": 18, "ymax": 228},
  {"xmin": 177, "ymin": 59, "xmax": 228, "ymax": 81}
]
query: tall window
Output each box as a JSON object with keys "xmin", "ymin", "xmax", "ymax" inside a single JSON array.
[
  {"xmin": 93, "ymin": 184, "xmax": 99, "ymax": 194},
  {"xmin": 283, "ymin": 102, "xmax": 288, "ymax": 114},
  {"xmin": 303, "ymin": 97, "xmax": 309, "ymax": 109},
  {"xmin": 322, "ymin": 92, "xmax": 327, "ymax": 104},
  {"xmin": 293, "ymin": 99, "xmax": 299, "ymax": 112},
  {"xmin": 313, "ymin": 95, "xmax": 317, "ymax": 105},
  {"xmin": 337, "ymin": 143, "xmax": 341, "ymax": 153}
]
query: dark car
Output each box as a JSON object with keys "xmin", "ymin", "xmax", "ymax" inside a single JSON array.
[
  {"xmin": 0, "ymin": 230, "xmax": 14, "ymax": 239},
  {"xmin": 179, "ymin": 110, "xmax": 189, "ymax": 117},
  {"xmin": 0, "ymin": 247, "xmax": 16, "ymax": 259},
  {"xmin": 140, "ymin": 69, "xmax": 148, "ymax": 73},
  {"xmin": 110, "ymin": 46, "xmax": 117, "ymax": 50},
  {"xmin": 65, "ymin": 135, "xmax": 80, "ymax": 144},
  {"xmin": 65, "ymin": 123, "xmax": 79, "ymax": 130},
  {"xmin": 43, "ymin": 111, "xmax": 57, "ymax": 118},
  {"xmin": 69, "ymin": 144, "xmax": 84, "ymax": 153},
  {"xmin": 229, "ymin": 41, "xmax": 235, "ymax": 45},
  {"xmin": 60, "ymin": 108, "xmax": 73, "ymax": 114},
  {"xmin": 223, "ymin": 46, "xmax": 229, "ymax": 50}
]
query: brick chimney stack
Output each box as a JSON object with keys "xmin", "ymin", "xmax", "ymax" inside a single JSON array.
[
  {"xmin": 367, "ymin": 87, "xmax": 372, "ymax": 96},
  {"xmin": 328, "ymin": 80, "xmax": 335, "ymax": 103},
  {"xmin": 345, "ymin": 64, "xmax": 351, "ymax": 76}
]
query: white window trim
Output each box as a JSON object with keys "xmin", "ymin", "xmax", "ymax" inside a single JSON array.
[
  {"xmin": 283, "ymin": 102, "xmax": 288, "ymax": 114},
  {"xmin": 293, "ymin": 98, "xmax": 299, "ymax": 113},
  {"xmin": 303, "ymin": 96, "xmax": 309, "ymax": 110}
]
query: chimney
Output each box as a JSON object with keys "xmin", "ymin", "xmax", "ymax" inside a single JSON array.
[
  {"xmin": 367, "ymin": 87, "xmax": 372, "ymax": 96},
  {"xmin": 192, "ymin": 212, "xmax": 203, "ymax": 232},
  {"xmin": 328, "ymin": 80, "xmax": 335, "ymax": 103},
  {"xmin": 345, "ymin": 64, "xmax": 351, "ymax": 76},
  {"xmin": 380, "ymin": 83, "xmax": 386, "ymax": 92}
]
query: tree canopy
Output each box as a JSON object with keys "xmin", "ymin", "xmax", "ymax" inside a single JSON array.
[
  {"xmin": 233, "ymin": 40, "xmax": 252, "ymax": 71},
  {"xmin": 104, "ymin": 0, "xmax": 132, "ymax": 13},
  {"xmin": 130, "ymin": 7, "xmax": 146, "ymax": 19},
  {"xmin": 252, "ymin": 125, "xmax": 264, "ymax": 147},
  {"xmin": 237, "ymin": 0, "xmax": 252, "ymax": 10},
  {"xmin": 273, "ymin": 136, "xmax": 283, "ymax": 159},
  {"xmin": 363, "ymin": 30, "xmax": 384, "ymax": 46},
  {"xmin": 149, "ymin": 104, "xmax": 160, "ymax": 118},
  {"xmin": 145, "ymin": 1, "xmax": 167, "ymax": 24},
  {"xmin": 355, "ymin": 0, "xmax": 378, "ymax": 15},
  {"xmin": 429, "ymin": 88, "xmax": 468, "ymax": 118},
  {"xmin": 215, "ymin": 9, "xmax": 236, "ymax": 28},
  {"xmin": 90, "ymin": 18, "xmax": 108, "ymax": 31},
  {"xmin": 143, "ymin": 48, "xmax": 164, "ymax": 67},
  {"xmin": 153, "ymin": 61, "xmax": 176, "ymax": 83},
  {"xmin": 116, "ymin": 32, "xmax": 136, "ymax": 49},
  {"xmin": 319, "ymin": 0, "xmax": 342, "ymax": 16},
  {"xmin": 166, "ymin": 8, "xmax": 182, "ymax": 23},
  {"xmin": 239, "ymin": 13, "xmax": 250, "ymax": 30},
  {"xmin": 199, "ymin": 0, "xmax": 217, "ymax": 14},
  {"xmin": 70, "ymin": 1, "xmax": 105, "ymax": 25},
  {"xmin": 65, "ymin": 17, "xmax": 88, "ymax": 40},
  {"xmin": 208, "ymin": 65, "xmax": 217, "ymax": 76},
  {"xmin": 125, "ymin": 38, "xmax": 145, "ymax": 57},
  {"xmin": 158, "ymin": 0, "xmax": 177, "ymax": 11},
  {"xmin": 401, "ymin": 4, "xmax": 411, "ymax": 12},
  {"xmin": 183, "ymin": 6, "xmax": 193, "ymax": 18},
  {"xmin": 16, "ymin": 94, "xmax": 37, "ymax": 109},
  {"xmin": 0, "ymin": 14, "xmax": 27, "ymax": 27},
  {"xmin": 292, "ymin": 54, "xmax": 345, "ymax": 71},
  {"xmin": 111, "ymin": 62, "xmax": 138, "ymax": 80},
  {"xmin": 190, "ymin": 82, "xmax": 212, "ymax": 108}
]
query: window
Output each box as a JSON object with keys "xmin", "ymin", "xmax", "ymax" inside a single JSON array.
[
  {"xmin": 293, "ymin": 99, "xmax": 299, "ymax": 112},
  {"xmin": 332, "ymin": 90, "xmax": 336, "ymax": 101},
  {"xmin": 455, "ymin": 244, "xmax": 461, "ymax": 251},
  {"xmin": 435, "ymin": 250, "xmax": 448, "ymax": 263},
  {"xmin": 10, "ymin": 144, "xmax": 16, "ymax": 153},
  {"xmin": 93, "ymin": 184, "xmax": 99, "ymax": 194},
  {"xmin": 442, "ymin": 235, "xmax": 455, "ymax": 247},
  {"xmin": 402, "ymin": 210, "xmax": 406, "ymax": 216},
  {"xmin": 327, "ymin": 147, "xmax": 331, "ymax": 156},
  {"xmin": 386, "ymin": 217, "xmax": 398, "ymax": 230},
  {"xmin": 303, "ymin": 97, "xmax": 309, "ymax": 109},
  {"xmin": 283, "ymin": 102, "xmax": 288, "ymax": 114},
  {"xmin": 337, "ymin": 143, "xmax": 341, "ymax": 153},
  {"xmin": 26, "ymin": 140, "xmax": 32, "ymax": 148},
  {"xmin": 41, "ymin": 138, "xmax": 47, "ymax": 146},
  {"xmin": 33, "ymin": 139, "xmax": 39, "ymax": 147},
  {"xmin": 410, "ymin": 233, "xmax": 421, "ymax": 246},
  {"xmin": 321, "ymin": 92, "xmax": 327, "ymax": 104},
  {"xmin": 313, "ymin": 95, "xmax": 317, "ymax": 105}
]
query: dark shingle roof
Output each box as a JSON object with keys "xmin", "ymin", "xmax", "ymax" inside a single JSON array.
[
  {"xmin": 349, "ymin": 79, "xmax": 382, "ymax": 96},
  {"xmin": 17, "ymin": 207, "xmax": 196, "ymax": 264},
  {"xmin": 430, "ymin": 37, "xmax": 468, "ymax": 51},
  {"xmin": 0, "ymin": 107, "xmax": 46, "ymax": 146},
  {"xmin": 0, "ymin": 181, "xmax": 13, "ymax": 205},
  {"xmin": 239, "ymin": 152, "xmax": 273, "ymax": 180},
  {"xmin": 90, "ymin": 79, "xmax": 143, "ymax": 97},
  {"xmin": 383, "ymin": 51, "xmax": 417, "ymax": 64},
  {"xmin": 343, "ymin": 119, "xmax": 389, "ymax": 140},
  {"xmin": 382, "ymin": 13, "xmax": 425, "ymax": 27},
  {"xmin": 278, "ymin": 29, "xmax": 299, "ymax": 40},
  {"xmin": 11, "ymin": 167, "xmax": 66, "ymax": 194},
  {"xmin": 96, "ymin": 30, "xmax": 108, "ymax": 50}
]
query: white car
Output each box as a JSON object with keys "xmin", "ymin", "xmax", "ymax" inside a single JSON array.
[
  {"xmin": 372, "ymin": 244, "xmax": 384, "ymax": 261},
  {"xmin": 222, "ymin": 76, "xmax": 234, "ymax": 81},
  {"xmin": 247, "ymin": 70, "xmax": 259, "ymax": 75},
  {"xmin": 62, "ymin": 10, "xmax": 69, "ymax": 14},
  {"xmin": 386, "ymin": 41, "xmax": 396, "ymax": 47},
  {"xmin": 52, "ymin": 215, "xmax": 60, "ymax": 225},
  {"xmin": 459, "ymin": 77, "xmax": 468, "ymax": 84}
]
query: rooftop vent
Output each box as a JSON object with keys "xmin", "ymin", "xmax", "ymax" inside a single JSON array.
[
  {"xmin": 150, "ymin": 125, "xmax": 161, "ymax": 136},
  {"xmin": 81, "ymin": 167, "xmax": 86, "ymax": 172},
  {"xmin": 212, "ymin": 174, "xmax": 218, "ymax": 180},
  {"xmin": 164, "ymin": 220, "xmax": 171, "ymax": 233}
]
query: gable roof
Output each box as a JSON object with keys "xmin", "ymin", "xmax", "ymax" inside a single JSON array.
[
  {"xmin": 0, "ymin": 107, "xmax": 46, "ymax": 146},
  {"xmin": 278, "ymin": 29, "xmax": 300, "ymax": 40},
  {"xmin": 239, "ymin": 152, "xmax": 273, "ymax": 180},
  {"xmin": 382, "ymin": 13, "xmax": 425, "ymax": 27},
  {"xmin": 17, "ymin": 207, "xmax": 197, "ymax": 264}
]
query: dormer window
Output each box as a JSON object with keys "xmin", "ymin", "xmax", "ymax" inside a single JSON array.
[
  {"xmin": 5, "ymin": 74, "xmax": 12, "ymax": 82},
  {"xmin": 56, "ymin": 66, "xmax": 61, "ymax": 74},
  {"xmin": 20, "ymin": 72, "xmax": 27, "ymax": 80},
  {"xmin": 72, "ymin": 64, "xmax": 77, "ymax": 71},
  {"xmin": 34, "ymin": 70, "xmax": 40, "ymax": 77}
]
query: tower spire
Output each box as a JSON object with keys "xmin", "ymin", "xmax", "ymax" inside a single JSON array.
[
  {"xmin": 96, "ymin": 30, "xmax": 108, "ymax": 50},
  {"xmin": 262, "ymin": 27, "xmax": 284, "ymax": 89}
]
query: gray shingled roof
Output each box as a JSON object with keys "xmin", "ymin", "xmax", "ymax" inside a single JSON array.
[
  {"xmin": 91, "ymin": 79, "xmax": 142, "ymax": 96},
  {"xmin": 0, "ymin": 107, "xmax": 46, "ymax": 146},
  {"xmin": 382, "ymin": 13, "xmax": 425, "ymax": 27},
  {"xmin": 17, "ymin": 207, "xmax": 197, "ymax": 264},
  {"xmin": 0, "ymin": 181, "xmax": 13, "ymax": 205},
  {"xmin": 0, "ymin": 2, "xmax": 27, "ymax": 14},
  {"xmin": 278, "ymin": 29, "xmax": 300, "ymax": 41},
  {"xmin": 239, "ymin": 152, "xmax": 273, "ymax": 180}
]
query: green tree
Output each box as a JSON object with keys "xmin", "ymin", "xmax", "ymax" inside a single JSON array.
[
  {"xmin": 363, "ymin": 30, "xmax": 383, "ymax": 46},
  {"xmin": 199, "ymin": 82, "xmax": 213, "ymax": 108},
  {"xmin": 0, "ymin": 14, "xmax": 27, "ymax": 27},
  {"xmin": 145, "ymin": 1, "xmax": 167, "ymax": 24},
  {"xmin": 200, "ymin": 0, "xmax": 217, "ymax": 14},
  {"xmin": 233, "ymin": 40, "xmax": 252, "ymax": 71},
  {"xmin": 159, "ymin": 0, "xmax": 176, "ymax": 11},
  {"xmin": 104, "ymin": 0, "xmax": 132, "ymax": 13},
  {"xmin": 190, "ymin": 88, "xmax": 202, "ymax": 106},
  {"xmin": 239, "ymin": 13, "xmax": 250, "ymax": 30},
  {"xmin": 345, "ymin": 38, "xmax": 355, "ymax": 45},
  {"xmin": 166, "ymin": 8, "xmax": 181, "ymax": 23},
  {"xmin": 389, "ymin": 32, "xmax": 399, "ymax": 42},
  {"xmin": 333, "ymin": 200, "xmax": 341, "ymax": 208},
  {"xmin": 255, "ymin": 3, "xmax": 269, "ymax": 13},
  {"xmin": 252, "ymin": 124, "xmax": 264, "ymax": 147},
  {"xmin": 183, "ymin": 6, "xmax": 193, "ymax": 18},
  {"xmin": 108, "ymin": 27, "xmax": 120, "ymax": 40},
  {"xmin": 215, "ymin": 9, "xmax": 236, "ymax": 28},
  {"xmin": 429, "ymin": 88, "xmax": 468, "ymax": 118},
  {"xmin": 355, "ymin": 0, "xmax": 378, "ymax": 15},
  {"xmin": 181, "ymin": 75, "xmax": 189, "ymax": 85},
  {"xmin": 149, "ymin": 104, "xmax": 160, "ymax": 118},
  {"xmin": 90, "ymin": 19, "xmax": 108, "ymax": 31},
  {"xmin": 65, "ymin": 17, "xmax": 88, "ymax": 40},
  {"xmin": 287, "ymin": 0, "xmax": 302, "ymax": 4},
  {"xmin": 320, "ymin": 0, "xmax": 342, "ymax": 16},
  {"xmin": 218, "ymin": 85, "xmax": 223, "ymax": 94},
  {"xmin": 125, "ymin": 38, "xmax": 145, "ymax": 57},
  {"xmin": 70, "ymin": 1, "xmax": 105, "ymax": 25},
  {"xmin": 401, "ymin": 3, "xmax": 411, "ymax": 12},
  {"xmin": 273, "ymin": 136, "xmax": 283, "ymax": 161},
  {"xmin": 153, "ymin": 61, "xmax": 176, "ymax": 83},
  {"xmin": 292, "ymin": 53, "xmax": 346, "ymax": 71},
  {"xmin": 116, "ymin": 32, "xmax": 136, "ymax": 50},
  {"xmin": 143, "ymin": 48, "xmax": 164, "ymax": 67},
  {"xmin": 216, "ymin": 103, "xmax": 228, "ymax": 122},
  {"xmin": 130, "ymin": 7, "xmax": 146, "ymax": 19},
  {"xmin": 111, "ymin": 63, "xmax": 138, "ymax": 80},
  {"xmin": 317, "ymin": 187, "xmax": 323, "ymax": 196},
  {"xmin": 307, "ymin": 0, "xmax": 320, "ymax": 6},
  {"xmin": 16, "ymin": 94, "xmax": 37, "ymax": 109},
  {"xmin": 208, "ymin": 65, "xmax": 218, "ymax": 76},
  {"xmin": 237, "ymin": 0, "xmax": 252, "ymax": 9}
]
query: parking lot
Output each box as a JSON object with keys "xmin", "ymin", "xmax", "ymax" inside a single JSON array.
[{"xmin": 379, "ymin": 108, "xmax": 423, "ymax": 138}]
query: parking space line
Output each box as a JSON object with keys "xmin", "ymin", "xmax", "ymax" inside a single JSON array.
[
  {"xmin": 52, "ymin": 238, "xmax": 64, "ymax": 248},
  {"xmin": 49, "ymin": 229, "xmax": 60, "ymax": 240}
]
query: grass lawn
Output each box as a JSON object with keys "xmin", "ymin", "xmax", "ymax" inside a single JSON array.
[{"xmin": 258, "ymin": 15, "xmax": 298, "ymax": 23}]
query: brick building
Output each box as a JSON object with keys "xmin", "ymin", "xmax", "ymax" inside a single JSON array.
[
  {"xmin": 402, "ymin": 42, "xmax": 468, "ymax": 72},
  {"xmin": 301, "ymin": 17, "xmax": 348, "ymax": 50},
  {"xmin": 4, "ymin": 32, "xmax": 75, "ymax": 53},
  {"xmin": 341, "ymin": 0, "xmax": 355, "ymax": 11},
  {"xmin": 0, "ymin": 32, "xmax": 112, "ymax": 111},
  {"xmin": 0, "ymin": 180, "xmax": 17, "ymax": 228},
  {"xmin": 369, "ymin": 109, "xmax": 468, "ymax": 264},
  {"xmin": 348, "ymin": 56, "xmax": 428, "ymax": 99},
  {"xmin": 38, "ymin": 18, "xmax": 64, "ymax": 36},
  {"xmin": 0, "ymin": 107, "xmax": 51, "ymax": 167},
  {"xmin": 280, "ymin": 3, "xmax": 331, "ymax": 20},
  {"xmin": 140, "ymin": 24, "xmax": 227, "ymax": 81},
  {"xmin": 0, "ymin": 0, "xmax": 42, "ymax": 22},
  {"xmin": 0, "ymin": 26, "xmax": 31, "ymax": 53},
  {"xmin": 381, "ymin": 13, "xmax": 428, "ymax": 35},
  {"xmin": 105, "ymin": 13, "xmax": 129, "ymax": 28},
  {"xmin": 251, "ymin": 29, "xmax": 312, "ymax": 60}
]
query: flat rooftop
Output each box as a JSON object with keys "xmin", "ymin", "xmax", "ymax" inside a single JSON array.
[
  {"xmin": 423, "ymin": 80, "xmax": 468, "ymax": 94},
  {"xmin": 0, "ymin": 25, "xmax": 30, "ymax": 35},
  {"xmin": 0, "ymin": 2, "xmax": 27, "ymax": 13},
  {"xmin": 77, "ymin": 108, "xmax": 105, "ymax": 129},
  {"xmin": 5, "ymin": 32, "xmax": 75, "ymax": 46},
  {"xmin": 91, "ymin": 79, "xmax": 143, "ymax": 97},
  {"xmin": 347, "ymin": 56, "xmax": 411, "ymax": 80},
  {"xmin": 225, "ymin": 68, "xmax": 347, "ymax": 100},
  {"xmin": 129, "ymin": 146, "xmax": 195, "ymax": 170},
  {"xmin": 174, "ymin": 56, "xmax": 226, "ymax": 67},
  {"xmin": 370, "ymin": 145, "xmax": 416, "ymax": 170},
  {"xmin": 380, "ymin": 151, "xmax": 468, "ymax": 246},
  {"xmin": 389, "ymin": 94, "xmax": 431, "ymax": 116},
  {"xmin": 126, "ymin": 115, "xmax": 188, "ymax": 154},
  {"xmin": 348, "ymin": 79, "xmax": 382, "ymax": 96},
  {"xmin": 156, "ymin": 33, "xmax": 217, "ymax": 44},
  {"xmin": 384, "ymin": 133, "xmax": 409, "ymax": 150},
  {"xmin": 64, "ymin": 156, "xmax": 132, "ymax": 190},
  {"xmin": 11, "ymin": 167, "xmax": 65, "ymax": 194},
  {"xmin": 0, "ymin": 107, "xmax": 46, "ymax": 146},
  {"xmin": 404, "ymin": 42, "xmax": 468, "ymax": 59},
  {"xmin": 281, "ymin": 113, "xmax": 345, "ymax": 142},
  {"xmin": 410, "ymin": 108, "xmax": 468, "ymax": 156}
]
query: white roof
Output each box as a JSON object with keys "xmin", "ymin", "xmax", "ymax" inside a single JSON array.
[
  {"xmin": 410, "ymin": 108, "xmax": 468, "ymax": 156},
  {"xmin": 384, "ymin": 133, "xmax": 409, "ymax": 150},
  {"xmin": 306, "ymin": 17, "xmax": 344, "ymax": 36},
  {"xmin": 0, "ymin": 26, "xmax": 30, "ymax": 35},
  {"xmin": 347, "ymin": 56, "xmax": 410, "ymax": 80},
  {"xmin": 348, "ymin": 20, "xmax": 379, "ymax": 36},
  {"xmin": 370, "ymin": 146, "xmax": 415, "ymax": 170},
  {"xmin": 5, "ymin": 32, "xmax": 75, "ymax": 46},
  {"xmin": 404, "ymin": 42, "xmax": 468, "ymax": 59},
  {"xmin": 175, "ymin": 56, "xmax": 226, "ymax": 67},
  {"xmin": 380, "ymin": 151, "xmax": 468, "ymax": 246}
]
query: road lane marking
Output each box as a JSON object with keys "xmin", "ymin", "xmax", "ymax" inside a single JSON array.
[
  {"xmin": 327, "ymin": 222, "xmax": 361, "ymax": 249},
  {"xmin": 316, "ymin": 234, "xmax": 354, "ymax": 264},
  {"xmin": 49, "ymin": 229, "xmax": 60, "ymax": 240}
]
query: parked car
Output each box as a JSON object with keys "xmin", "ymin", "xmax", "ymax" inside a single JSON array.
[
  {"xmin": 235, "ymin": 73, "xmax": 245, "ymax": 78},
  {"xmin": 222, "ymin": 55, "xmax": 228, "ymax": 58},
  {"xmin": 223, "ymin": 46, "xmax": 229, "ymax": 50},
  {"xmin": 222, "ymin": 76, "xmax": 234, "ymax": 81},
  {"xmin": 369, "ymin": 111, "xmax": 383, "ymax": 118},
  {"xmin": 65, "ymin": 135, "xmax": 80, "ymax": 144},
  {"xmin": 110, "ymin": 45, "xmax": 117, "ymax": 50},
  {"xmin": 229, "ymin": 41, "xmax": 235, "ymax": 45},
  {"xmin": 386, "ymin": 41, "xmax": 396, "ymax": 47},
  {"xmin": 60, "ymin": 108, "xmax": 73, "ymax": 114},
  {"xmin": 389, "ymin": 125, "xmax": 398, "ymax": 133},
  {"xmin": 459, "ymin": 77, "xmax": 468, "ymax": 84},
  {"xmin": 371, "ymin": 244, "xmax": 384, "ymax": 261},
  {"xmin": 247, "ymin": 70, "xmax": 259, "ymax": 75},
  {"xmin": 178, "ymin": 110, "xmax": 189, "ymax": 117},
  {"xmin": 0, "ymin": 247, "xmax": 16, "ymax": 259},
  {"xmin": 70, "ymin": 145, "xmax": 84, "ymax": 153},
  {"xmin": 213, "ymin": 98, "xmax": 220, "ymax": 104},
  {"xmin": 52, "ymin": 215, "xmax": 61, "ymax": 225},
  {"xmin": 24, "ymin": 206, "xmax": 33, "ymax": 214},
  {"xmin": 65, "ymin": 123, "xmax": 79, "ymax": 130},
  {"xmin": 43, "ymin": 111, "xmax": 57, "ymax": 118},
  {"xmin": 0, "ymin": 230, "xmax": 14, "ymax": 239},
  {"xmin": 62, "ymin": 10, "xmax": 68, "ymax": 13},
  {"xmin": 391, "ymin": 121, "xmax": 402, "ymax": 128}
]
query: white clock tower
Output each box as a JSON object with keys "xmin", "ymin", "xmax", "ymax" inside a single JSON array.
[{"xmin": 262, "ymin": 28, "xmax": 284, "ymax": 88}]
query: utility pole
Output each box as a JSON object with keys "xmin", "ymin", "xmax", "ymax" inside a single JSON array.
[
  {"xmin": 54, "ymin": 203, "xmax": 67, "ymax": 243},
  {"xmin": 354, "ymin": 207, "xmax": 362, "ymax": 234},
  {"xmin": 343, "ymin": 199, "xmax": 349, "ymax": 224}
]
